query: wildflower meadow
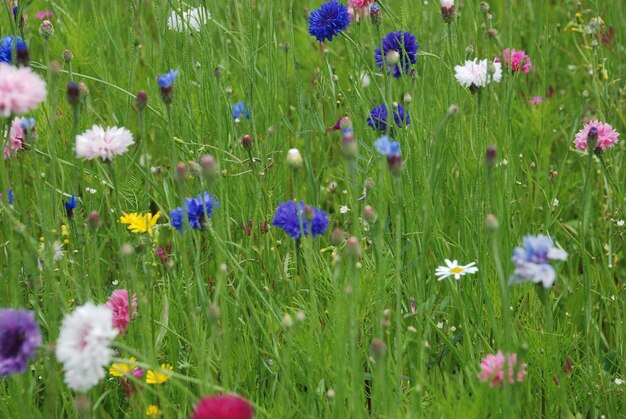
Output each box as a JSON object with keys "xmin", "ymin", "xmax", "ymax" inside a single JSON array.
[{"xmin": 2, "ymin": 0, "xmax": 626, "ymax": 417}]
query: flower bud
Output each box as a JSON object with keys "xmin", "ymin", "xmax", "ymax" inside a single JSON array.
[
  {"xmin": 479, "ymin": 1, "xmax": 490, "ymax": 13},
  {"xmin": 62, "ymin": 49, "xmax": 74, "ymax": 63},
  {"xmin": 16, "ymin": 43, "xmax": 29, "ymax": 67},
  {"xmin": 67, "ymin": 81, "xmax": 81, "ymax": 106},
  {"xmin": 345, "ymin": 236, "xmax": 361, "ymax": 258},
  {"xmin": 387, "ymin": 155, "xmax": 403, "ymax": 176},
  {"xmin": 370, "ymin": 4, "xmax": 382, "ymax": 26},
  {"xmin": 39, "ymin": 20, "xmax": 54, "ymax": 40},
  {"xmin": 369, "ymin": 338, "xmax": 387, "ymax": 360},
  {"xmin": 485, "ymin": 214, "xmax": 499, "ymax": 231},
  {"xmin": 363, "ymin": 205, "xmax": 378, "ymax": 224},
  {"xmin": 448, "ymin": 104, "xmax": 460, "ymax": 116},
  {"xmin": 586, "ymin": 127, "xmax": 598, "ymax": 150},
  {"xmin": 199, "ymin": 155, "xmax": 219, "ymax": 180},
  {"xmin": 175, "ymin": 162, "xmax": 188, "ymax": 181},
  {"xmin": 87, "ymin": 211, "xmax": 101, "ymax": 230},
  {"xmin": 136, "ymin": 91, "xmax": 148, "ymax": 111},
  {"xmin": 286, "ymin": 148, "xmax": 303, "ymax": 169},
  {"xmin": 485, "ymin": 144, "xmax": 497, "ymax": 168},
  {"xmin": 303, "ymin": 205, "xmax": 314, "ymax": 221},
  {"xmin": 208, "ymin": 304, "xmax": 221, "ymax": 321},
  {"xmin": 242, "ymin": 134, "xmax": 253, "ymax": 151},
  {"xmin": 330, "ymin": 227, "xmax": 345, "ymax": 246}
]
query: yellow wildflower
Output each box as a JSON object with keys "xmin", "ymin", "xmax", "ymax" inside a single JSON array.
[
  {"xmin": 120, "ymin": 212, "xmax": 161, "ymax": 237},
  {"xmin": 146, "ymin": 405, "xmax": 160, "ymax": 417},
  {"xmin": 109, "ymin": 357, "xmax": 137, "ymax": 377},
  {"xmin": 146, "ymin": 363, "xmax": 173, "ymax": 384}
]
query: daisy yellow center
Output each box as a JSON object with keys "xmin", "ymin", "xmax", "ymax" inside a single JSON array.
[{"xmin": 450, "ymin": 267, "xmax": 464, "ymax": 274}]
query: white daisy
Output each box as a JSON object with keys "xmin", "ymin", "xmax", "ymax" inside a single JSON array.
[
  {"xmin": 435, "ymin": 259, "xmax": 479, "ymax": 281},
  {"xmin": 454, "ymin": 59, "xmax": 502, "ymax": 89},
  {"xmin": 75, "ymin": 125, "xmax": 134, "ymax": 161},
  {"xmin": 167, "ymin": 7, "xmax": 210, "ymax": 32},
  {"xmin": 55, "ymin": 302, "xmax": 118, "ymax": 392}
]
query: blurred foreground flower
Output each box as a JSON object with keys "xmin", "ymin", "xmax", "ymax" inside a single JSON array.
[
  {"xmin": 55, "ymin": 303, "xmax": 118, "ymax": 392},
  {"xmin": 478, "ymin": 351, "xmax": 527, "ymax": 387},
  {"xmin": 191, "ymin": 394, "xmax": 254, "ymax": 419},
  {"xmin": 146, "ymin": 363, "xmax": 173, "ymax": 384},
  {"xmin": 167, "ymin": 7, "xmax": 210, "ymax": 32},
  {"xmin": 106, "ymin": 290, "xmax": 137, "ymax": 335},
  {"xmin": 0, "ymin": 309, "xmax": 41, "ymax": 376},
  {"xmin": 0, "ymin": 62, "xmax": 47, "ymax": 116},
  {"xmin": 509, "ymin": 235, "xmax": 568, "ymax": 289}
]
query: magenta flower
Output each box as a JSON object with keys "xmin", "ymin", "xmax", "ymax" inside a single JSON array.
[
  {"xmin": 35, "ymin": 11, "xmax": 53, "ymax": 20},
  {"xmin": 574, "ymin": 120, "xmax": 620, "ymax": 151},
  {"xmin": 0, "ymin": 63, "xmax": 47, "ymax": 116},
  {"xmin": 348, "ymin": 0, "xmax": 374, "ymax": 22},
  {"xmin": 502, "ymin": 49, "xmax": 533, "ymax": 74},
  {"xmin": 3, "ymin": 117, "xmax": 24, "ymax": 159},
  {"xmin": 192, "ymin": 394, "xmax": 254, "ymax": 419},
  {"xmin": 106, "ymin": 290, "xmax": 137, "ymax": 334},
  {"xmin": 478, "ymin": 351, "xmax": 527, "ymax": 387},
  {"xmin": 528, "ymin": 96, "xmax": 542, "ymax": 105}
]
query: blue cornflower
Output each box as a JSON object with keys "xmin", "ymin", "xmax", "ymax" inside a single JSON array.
[
  {"xmin": 170, "ymin": 192, "xmax": 219, "ymax": 232},
  {"xmin": 375, "ymin": 31, "xmax": 419, "ymax": 78},
  {"xmin": 308, "ymin": 0, "xmax": 351, "ymax": 43},
  {"xmin": 0, "ymin": 36, "xmax": 26, "ymax": 64},
  {"xmin": 374, "ymin": 136, "xmax": 401, "ymax": 157},
  {"xmin": 272, "ymin": 201, "xmax": 329, "ymax": 240},
  {"xmin": 367, "ymin": 104, "xmax": 410, "ymax": 133},
  {"xmin": 157, "ymin": 69, "xmax": 179, "ymax": 88},
  {"xmin": 232, "ymin": 102, "xmax": 250, "ymax": 120},
  {"xmin": 170, "ymin": 207, "xmax": 184, "ymax": 232},
  {"xmin": 64, "ymin": 195, "xmax": 77, "ymax": 218},
  {"xmin": 509, "ymin": 235, "xmax": 568, "ymax": 289},
  {"xmin": 6, "ymin": 189, "xmax": 14, "ymax": 205}
]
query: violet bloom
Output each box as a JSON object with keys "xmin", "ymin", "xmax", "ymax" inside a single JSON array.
[
  {"xmin": 573, "ymin": 120, "xmax": 619, "ymax": 151},
  {"xmin": 374, "ymin": 31, "xmax": 419, "ymax": 78},
  {"xmin": 272, "ymin": 201, "xmax": 329, "ymax": 239},
  {"xmin": 509, "ymin": 234, "xmax": 568, "ymax": 289},
  {"xmin": 367, "ymin": 104, "xmax": 410, "ymax": 133},
  {"xmin": 106, "ymin": 290, "xmax": 137, "ymax": 335},
  {"xmin": 478, "ymin": 351, "xmax": 527, "ymax": 387},
  {"xmin": 0, "ymin": 308, "xmax": 42, "ymax": 376}
]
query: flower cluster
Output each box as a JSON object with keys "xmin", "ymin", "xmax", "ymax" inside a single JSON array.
[
  {"xmin": 171, "ymin": 192, "xmax": 219, "ymax": 232},
  {"xmin": 272, "ymin": 201, "xmax": 329, "ymax": 239}
]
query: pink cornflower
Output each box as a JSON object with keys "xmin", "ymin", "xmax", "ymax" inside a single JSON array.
[
  {"xmin": 347, "ymin": 0, "xmax": 374, "ymax": 22},
  {"xmin": 528, "ymin": 96, "xmax": 543, "ymax": 105},
  {"xmin": 478, "ymin": 351, "xmax": 527, "ymax": 387},
  {"xmin": 106, "ymin": 289, "xmax": 137, "ymax": 334},
  {"xmin": 4, "ymin": 117, "xmax": 24, "ymax": 159},
  {"xmin": 502, "ymin": 49, "xmax": 533, "ymax": 74},
  {"xmin": 0, "ymin": 63, "xmax": 47, "ymax": 117},
  {"xmin": 191, "ymin": 394, "xmax": 254, "ymax": 419},
  {"xmin": 574, "ymin": 120, "xmax": 619, "ymax": 151},
  {"xmin": 35, "ymin": 10, "xmax": 53, "ymax": 19}
]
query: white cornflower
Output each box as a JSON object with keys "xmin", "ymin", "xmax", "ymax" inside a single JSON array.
[
  {"xmin": 454, "ymin": 59, "xmax": 502, "ymax": 89},
  {"xmin": 55, "ymin": 302, "xmax": 118, "ymax": 392},
  {"xmin": 167, "ymin": 7, "xmax": 211, "ymax": 32},
  {"xmin": 435, "ymin": 259, "xmax": 479, "ymax": 281},
  {"xmin": 75, "ymin": 125, "xmax": 135, "ymax": 161},
  {"xmin": 339, "ymin": 205, "xmax": 350, "ymax": 214}
]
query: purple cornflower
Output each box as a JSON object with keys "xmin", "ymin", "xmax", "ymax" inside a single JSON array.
[
  {"xmin": 0, "ymin": 309, "xmax": 42, "ymax": 376},
  {"xmin": 308, "ymin": 0, "xmax": 351, "ymax": 43},
  {"xmin": 367, "ymin": 104, "xmax": 410, "ymax": 133},
  {"xmin": 170, "ymin": 192, "xmax": 219, "ymax": 232},
  {"xmin": 157, "ymin": 69, "xmax": 178, "ymax": 104},
  {"xmin": 509, "ymin": 235, "xmax": 568, "ymax": 289},
  {"xmin": 64, "ymin": 195, "xmax": 76, "ymax": 218},
  {"xmin": 272, "ymin": 201, "xmax": 329, "ymax": 239},
  {"xmin": 374, "ymin": 31, "xmax": 419, "ymax": 78},
  {"xmin": 374, "ymin": 135, "xmax": 400, "ymax": 157},
  {"xmin": 232, "ymin": 102, "xmax": 250, "ymax": 120}
]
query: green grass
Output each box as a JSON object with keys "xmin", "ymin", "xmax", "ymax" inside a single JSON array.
[{"xmin": 1, "ymin": 0, "xmax": 626, "ymax": 417}]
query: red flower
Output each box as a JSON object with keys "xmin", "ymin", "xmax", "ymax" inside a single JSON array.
[{"xmin": 191, "ymin": 395, "xmax": 254, "ymax": 419}]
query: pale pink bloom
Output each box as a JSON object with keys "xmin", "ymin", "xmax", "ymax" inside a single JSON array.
[
  {"xmin": 0, "ymin": 63, "xmax": 47, "ymax": 117},
  {"xmin": 75, "ymin": 125, "xmax": 135, "ymax": 161},
  {"xmin": 502, "ymin": 49, "xmax": 533, "ymax": 73},
  {"xmin": 478, "ymin": 351, "xmax": 527, "ymax": 387},
  {"xmin": 574, "ymin": 120, "xmax": 619, "ymax": 151},
  {"xmin": 454, "ymin": 59, "xmax": 502, "ymax": 89},
  {"xmin": 441, "ymin": 0, "xmax": 454, "ymax": 7},
  {"xmin": 106, "ymin": 289, "xmax": 137, "ymax": 334},
  {"xmin": 348, "ymin": 0, "xmax": 373, "ymax": 22},
  {"xmin": 528, "ymin": 96, "xmax": 542, "ymax": 105},
  {"xmin": 4, "ymin": 117, "xmax": 24, "ymax": 159}
]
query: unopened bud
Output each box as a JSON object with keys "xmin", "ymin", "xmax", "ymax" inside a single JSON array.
[
  {"xmin": 242, "ymin": 134, "xmax": 253, "ymax": 151},
  {"xmin": 330, "ymin": 227, "xmax": 345, "ymax": 246},
  {"xmin": 136, "ymin": 91, "xmax": 148, "ymax": 111},
  {"xmin": 303, "ymin": 205, "xmax": 314, "ymax": 222},
  {"xmin": 62, "ymin": 50, "xmax": 74, "ymax": 63},
  {"xmin": 364, "ymin": 177, "xmax": 375, "ymax": 190},
  {"xmin": 479, "ymin": 1, "xmax": 490, "ymax": 13},
  {"xmin": 281, "ymin": 313, "xmax": 293, "ymax": 329},
  {"xmin": 39, "ymin": 20, "xmax": 54, "ymax": 39},
  {"xmin": 587, "ymin": 127, "xmax": 598, "ymax": 150},
  {"xmin": 487, "ymin": 28, "xmax": 498, "ymax": 39},
  {"xmin": 369, "ymin": 338, "xmax": 387, "ymax": 360},
  {"xmin": 286, "ymin": 148, "xmax": 303, "ymax": 169},
  {"xmin": 370, "ymin": 4, "xmax": 382, "ymax": 26},
  {"xmin": 16, "ymin": 43, "xmax": 29, "ymax": 66},
  {"xmin": 208, "ymin": 304, "xmax": 220, "ymax": 321},
  {"xmin": 485, "ymin": 144, "xmax": 497, "ymax": 168},
  {"xmin": 485, "ymin": 214, "xmax": 499, "ymax": 231},
  {"xmin": 403, "ymin": 92, "xmax": 413, "ymax": 103},
  {"xmin": 387, "ymin": 155, "xmax": 403, "ymax": 176},
  {"xmin": 67, "ymin": 82, "xmax": 81, "ymax": 106},
  {"xmin": 345, "ymin": 236, "xmax": 361, "ymax": 258},
  {"xmin": 448, "ymin": 104, "xmax": 459, "ymax": 116},
  {"xmin": 199, "ymin": 155, "xmax": 218, "ymax": 180},
  {"xmin": 87, "ymin": 211, "xmax": 100, "ymax": 230},
  {"xmin": 465, "ymin": 45, "xmax": 474, "ymax": 58},
  {"xmin": 363, "ymin": 205, "xmax": 378, "ymax": 224},
  {"xmin": 175, "ymin": 162, "xmax": 188, "ymax": 181}
]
